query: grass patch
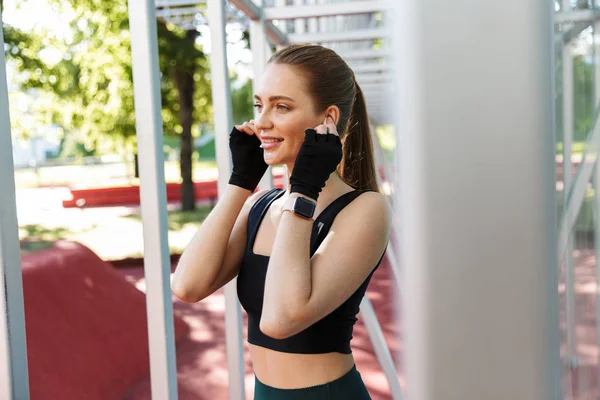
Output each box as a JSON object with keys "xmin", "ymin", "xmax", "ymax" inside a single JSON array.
[
  {"xmin": 18, "ymin": 204, "xmax": 212, "ymax": 261},
  {"xmin": 557, "ymin": 189, "xmax": 596, "ymax": 234},
  {"xmin": 14, "ymin": 160, "xmax": 218, "ymax": 189},
  {"xmin": 556, "ymin": 141, "xmax": 585, "ymax": 156},
  {"xmin": 20, "ymin": 224, "xmax": 82, "ymax": 241},
  {"xmin": 125, "ymin": 206, "xmax": 212, "ymax": 231},
  {"xmin": 20, "ymin": 240, "xmax": 55, "ymax": 254}
]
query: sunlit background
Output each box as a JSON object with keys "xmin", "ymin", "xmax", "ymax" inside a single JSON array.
[
  {"xmin": 3, "ymin": 1, "xmax": 398, "ymax": 399},
  {"xmin": 5, "ymin": 0, "xmax": 599, "ymax": 399}
]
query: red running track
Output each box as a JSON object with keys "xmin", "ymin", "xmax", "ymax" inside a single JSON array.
[{"xmin": 20, "ymin": 241, "xmax": 189, "ymax": 400}]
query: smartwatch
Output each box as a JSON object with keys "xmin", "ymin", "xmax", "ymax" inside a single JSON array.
[{"xmin": 283, "ymin": 195, "xmax": 316, "ymax": 220}]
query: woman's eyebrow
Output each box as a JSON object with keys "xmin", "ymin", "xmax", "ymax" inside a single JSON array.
[{"xmin": 254, "ymin": 95, "xmax": 296, "ymax": 103}]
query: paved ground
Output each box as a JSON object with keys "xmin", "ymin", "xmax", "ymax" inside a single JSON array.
[
  {"xmin": 559, "ymin": 241, "xmax": 600, "ymax": 400},
  {"xmin": 14, "ymin": 184, "xmax": 600, "ymax": 399},
  {"xmin": 15, "ymin": 187, "xmax": 212, "ymax": 260},
  {"xmin": 113, "ymin": 244, "xmax": 600, "ymax": 400}
]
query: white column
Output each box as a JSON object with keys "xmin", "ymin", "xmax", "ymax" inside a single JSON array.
[
  {"xmin": 318, "ymin": 0, "xmax": 327, "ymax": 38},
  {"xmin": 127, "ymin": 1, "xmax": 178, "ymax": 398},
  {"xmin": 274, "ymin": 0, "xmax": 287, "ymax": 52},
  {"xmin": 393, "ymin": 0, "xmax": 562, "ymax": 398},
  {"xmin": 294, "ymin": 0, "xmax": 305, "ymax": 36},
  {"xmin": 250, "ymin": 0, "xmax": 274, "ymax": 191},
  {"xmin": 207, "ymin": 1, "xmax": 246, "ymax": 399},
  {"xmin": 0, "ymin": 13, "xmax": 31, "ymax": 400},
  {"xmin": 561, "ymin": 0, "xmax": 578, "ymax": 368},
  {"xmin": 306, "ymin": 0, "xmax": 318, "ymax": 34},
  {"xmin": 593, "ymin": 4, "xmax": 600, "ymax": 392},
  {"xmin": 595, "ymin": 159, "xmax": 600, "ymax": 398},
  {"xmin": 359, "ymin": 297, "xmax": 405, "ymax": 400}
]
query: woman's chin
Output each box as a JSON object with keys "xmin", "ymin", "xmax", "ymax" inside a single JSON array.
[{"xmin": 263, "ymin": 155, "xmax": 280, "ymax": 166}]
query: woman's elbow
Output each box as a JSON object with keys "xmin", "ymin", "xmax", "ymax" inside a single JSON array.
[
  {"xmin": 170, "ymin": 280, "xmax": 202, "ymax": 303},
  {"xmin": 260, "ymin": 319, "xmax": 292, "ymax": 340},
  {"xmin": 259, "ymin": 312, "xmax": 304, "ymax": 340}
]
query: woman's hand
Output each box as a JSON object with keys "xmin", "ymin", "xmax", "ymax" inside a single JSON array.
[
  {"xmin": 289, "ymin": 116, "xmax": 343, "ymax": 201},
  {"xmin": 228, "ymin": 120, "xmax": 269, "ymax": 192}
]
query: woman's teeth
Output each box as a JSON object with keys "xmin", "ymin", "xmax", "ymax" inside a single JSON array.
[{"xmin": 260, "ymin": 139, "xmax": 283, "ymax": 149}]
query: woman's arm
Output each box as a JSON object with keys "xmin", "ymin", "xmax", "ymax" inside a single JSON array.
[
  {"xmin": 260, "ymin": 192, "xmax": 391, "ymax": 339},
  {"xmin": 171, "ymin": 185, "xmax": 268, "ymax": 303}
]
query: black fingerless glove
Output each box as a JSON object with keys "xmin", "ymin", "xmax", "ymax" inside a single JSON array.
[
  {"xmin": 228, "ymin": 127, "xmax": 269, "ymax": 191},
  {"xmin": 290, "ymin": 129, "xmax": 343, "ymax": 201}
]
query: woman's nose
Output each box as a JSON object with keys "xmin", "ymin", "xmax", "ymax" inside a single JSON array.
[{"xmin": 255, "ymin": 111, "xmax": 272, "ymax": 131}]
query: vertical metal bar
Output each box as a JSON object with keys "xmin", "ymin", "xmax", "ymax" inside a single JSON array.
[
  {"xmin": 371, "ymin": 123, "xmax": 403, "ymax": 295},
  {"xmin": 371, "ymin": 122, "xmax": 406, "ymax": 382},
  {"xmin": 206, "ymin": 1, "xmax": 246, "ymax": 399},
  {"xmin": 371, "ymin": 123, "xmax": 396, "ymax": 196},
  {"xmin": 593, "ymin": 8, "xmax": 600, "ymax": 394},
  {"xmin": 393, "ymin": 0, "xmax": 562, "ymax": 398},
  {"xmin": 359, "ymin": 297, "xmax": 405, "ymax": 400},
  {"xmin": 306, "ymin": 0, "xmax": 318, "ymax": 33},
  {"xmin": 250, "ymin": 0, "xmax": 274, "ymax": 192},
  {"xmin": 250, "ymin": 1, "xmax": 267, "ymax": 102},
  {"xmin": 127, "ymin": 1, "xmax": 178, "ymax": 398},
  {"xmin": 294, "ymin": 0, "xmax": 305, "ymax": 36},
  {"xmin": 318, "ymin": 0, "xmax": 327, "ymax": 36},
  {"xmin": 561, "ymin": 0, "xmax": 578, "ymax": 368},
  {"xmin": 0, "ymin": 14, "xmax": 31, "ymax": 400},
  {"xmin": 274, "ymin": 0, "xmax": 287, "ymax": 52},
  {"xmin": 593, "ymin": 159, "xmax": 600, "ymax": 400}
]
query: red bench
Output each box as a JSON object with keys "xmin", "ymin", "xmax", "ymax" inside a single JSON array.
[{"xmin": 62, "ymin": 174, "xmax": 286, "ymax": 208}]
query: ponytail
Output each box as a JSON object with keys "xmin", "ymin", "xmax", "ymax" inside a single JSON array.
[
  {"xmin": 338, "ymin": 82, "xmax": 379, "ymax": 192},
  {"xmin": 269, "ymin": 44, "xmax": 379, "ymax": 191}
]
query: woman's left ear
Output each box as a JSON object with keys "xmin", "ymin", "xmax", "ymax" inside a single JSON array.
[{"xmin": 324, "ymin": 106, "xmax": 341, "ymax": 126}]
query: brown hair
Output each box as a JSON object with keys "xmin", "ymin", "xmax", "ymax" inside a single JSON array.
[{"xmin": 268, "ymin": 44, "xmax": 379, "ymax": 192}]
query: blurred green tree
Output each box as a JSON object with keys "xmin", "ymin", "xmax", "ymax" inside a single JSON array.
[
  {"xmin": 231, "ymin": 75, "xmax": 254, "ymax": 125},
  {"xmin": 2, "ymin": 0, "xmax": 257, "ymax": 211}
]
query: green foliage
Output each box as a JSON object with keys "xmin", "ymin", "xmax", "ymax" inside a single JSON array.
[
  {"xmin": 231, "ymin": 77, "xmax": 254, "ymax": 125},
  {"xmin": 3, "ymin": 0, "xmax": 214, "ymax": 156},
  {"xmin": 157, "ymin": 22, "xmax": 212, "ymax": 139},
  {"xmin": 573, "ymin": 55, "xmax": 594, "ymax": 141},
  {"xmin": 5, "ymin": 1, "xmax": 136, "ymax": 153},
  {"xmin": 555, "ymin": 52, "xmax": 595, "ymax": 145},
  {"xmin": 124, "ymin": 205, "xmax": 212, "ymax": 231}
]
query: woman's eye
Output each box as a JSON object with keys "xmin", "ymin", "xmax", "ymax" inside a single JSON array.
[
  {"xmin": 276, "ymin": 104, "xmax": 290, "ymax": 111},
  {"xmin": 253, "ymin": 103, "xmax": 262, "ymax": 110}
]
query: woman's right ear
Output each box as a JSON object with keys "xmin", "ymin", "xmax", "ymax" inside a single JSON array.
[{"xmin": 324, "ymin": 106, "xmax": 340, "ymax": 126}]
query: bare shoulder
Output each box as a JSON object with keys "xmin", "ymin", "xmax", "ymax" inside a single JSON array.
[
  {"xmin": 332, "ymin": 191, "xmax": 391, "ymax": 239},
  {"xmin": 247, "ymin": 188, "xmax": 273, "ymax": 205},
  {"xmin": 240, "ymin": 188, "xmax": 278, "ymax": 216},
  {"xmin": 343, "ymin": 191, "xmax": 391, "ymax": 223}
]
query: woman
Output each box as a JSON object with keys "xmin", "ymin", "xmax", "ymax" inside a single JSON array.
[{"xmin": 171, "ymin": 44, "xmax": 391, "ymax": 399}]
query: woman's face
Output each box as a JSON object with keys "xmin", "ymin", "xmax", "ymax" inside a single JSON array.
[{"xmin": 253, "ymin": 63, "xmax": 323, "ymax": 168}]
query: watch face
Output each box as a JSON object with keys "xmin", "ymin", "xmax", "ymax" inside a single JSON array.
[{"xmin": 294, "ymin": 197, "xmax": 316, "ymax": 219}]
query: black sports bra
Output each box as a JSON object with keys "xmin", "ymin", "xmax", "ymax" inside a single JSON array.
[{"xmin": 236, "ymin": 188, "xmax": 385, "ymax": 354}]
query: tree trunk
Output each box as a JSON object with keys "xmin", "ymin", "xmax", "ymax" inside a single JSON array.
[{"xmin": 174, "ymin": 31, "xmax": 197, "ymax": 211}]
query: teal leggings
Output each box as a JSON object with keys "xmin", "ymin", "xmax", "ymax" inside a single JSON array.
[{"xmin": 253, "ymin": 364, "xmax": 371, "ymax": 400}]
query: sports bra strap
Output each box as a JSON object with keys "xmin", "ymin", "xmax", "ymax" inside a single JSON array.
[
  {"xmin": 309, "ymin": 189, "xmax": 374, "ymax": 255},
  {"xmin": 246, "ymin": 188, "xmax": 375, "ymax": 256},
  {"xmin": 246, "ymin": 188, "xmax": 284, "ymax": 254}
]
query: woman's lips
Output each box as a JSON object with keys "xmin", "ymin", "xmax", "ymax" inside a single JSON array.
[{"xmin": 260, "ymin": 139, "xmax": 283, "ymax": 150}]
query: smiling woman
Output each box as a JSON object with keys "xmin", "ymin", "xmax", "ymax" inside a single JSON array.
[{"xmin": 171, "ymin": 44, "xmax": 389, "ymax": 400}]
